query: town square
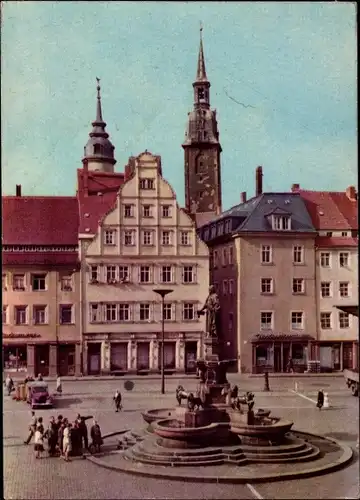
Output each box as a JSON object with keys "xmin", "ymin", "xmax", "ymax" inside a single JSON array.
[{"xmin": 2, "ymin": 2, "xmax": 358, "ymax": 499}]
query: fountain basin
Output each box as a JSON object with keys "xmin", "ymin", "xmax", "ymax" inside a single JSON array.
[
  {"xmin": 153, "ymin": 418, "xmax": 223, "ymax": 448},
  {"xmin": 229, "ymin": 413, "xmax": 294, "ymax": 445},
  {"xmin": 141, "ymin": 408, "xmax": 175, "ymax": 425}
]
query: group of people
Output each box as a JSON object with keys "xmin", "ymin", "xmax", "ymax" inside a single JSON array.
[{"xmin": 24, "ymin": 411, "xmax": 103, "ymax": 461}]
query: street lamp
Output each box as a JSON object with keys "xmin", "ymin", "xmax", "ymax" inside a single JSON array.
[{"xmin": 153, "ymin": 288, "xmax": 174, "ymax": 394}]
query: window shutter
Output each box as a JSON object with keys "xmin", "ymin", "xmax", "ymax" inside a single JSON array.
[
  {"xmin": 171, "ymin": 302, "xmax": 176, "ymax": 321},
  {"xmin": 193, "ymin": 265, "xmax": 197, "ymax": 283},
  {"xmin": 181, "ymin": 266, "xmax": 184, "ymax": 283},
  {"xmin": 138, "ymin": 265, "xmax": 141, "ymax": 283},
  {"xmin": 171, "ymin": 265, "xmax": 175, "ymax": 283},
  {"xmin": 150, "ymin": 265, "xmax": 153, "ymax": 283}
]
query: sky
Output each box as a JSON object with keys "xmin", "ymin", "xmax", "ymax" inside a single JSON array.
[{"xmin": 2, "ymin": 1, "xmax": 357, "ymax": 209}]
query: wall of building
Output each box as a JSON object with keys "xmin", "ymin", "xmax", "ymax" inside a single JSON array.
[
  {"xmin": 2, "ymin": 267, "xmax": 81, "ymax": 376},
  {"xmin": 235, "ymin": 236, "xmax": 317, "ymax": 373},
  {"xmin": 81, "ymin": 152, "xmax": 209, "ymax": 374}
]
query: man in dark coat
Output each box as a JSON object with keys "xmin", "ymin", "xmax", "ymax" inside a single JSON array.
[
  {"xmin": 78, "ymin": 416, "xmax": 89, "ymax": 455},
  {"xmin": 45, "ymin": 417, "xmax": 58, "ymax": 456},
  {"xmin": 317, "ymin": 390, "xmax": 324, "ymax": 410},
  {"xmin": 114, "ymin": 390, "xmax": 122, "ymax": 412},
  {"xmin": 90, "ymin": 420, "xmax": 102, "ymax": 454}
]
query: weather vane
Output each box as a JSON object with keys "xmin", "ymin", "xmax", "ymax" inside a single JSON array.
[{"xmin": 96, "ymin": 77, "xmax": 100, "ymax": 85}]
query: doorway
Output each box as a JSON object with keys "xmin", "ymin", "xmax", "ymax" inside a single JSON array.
[
  {"xmin": 87, "ymin": 343, "xmax": 101, "ymax": 375},
  {"xmin": 58, "ymin": 344, "xmax": 76, "ymax": 376},
  {"xmin": 35, "ymin": 345, "xmax": 49, "ymax": 377},
  {"xmin": 136, "ymin": 342, "xmax": 150, "ymax": 372},
  {"xmin": 185, "ymin": 342, "xmax": 197, "ymax": 373},
  {"xmin": 274, "ymin": 344, "xmax": 281, "ymax": 373}
]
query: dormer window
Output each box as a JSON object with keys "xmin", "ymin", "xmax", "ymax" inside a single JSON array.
[
  {"xmin": 198, "ymin": 88, "xmax": 205, "ymax": 101},
  {"xmin": 272, "ymin": 215, "xmax": 291, "ymax": 231},
  {"xmin": 93, "ymin": 144, "xmax": 103, "ymax": 155},
  {"xmin": 225, "ymin": 220, "xmax": 231, "ymax": 233}
]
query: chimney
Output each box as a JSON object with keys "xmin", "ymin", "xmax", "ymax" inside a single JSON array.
[
  {"xmin": 255, "ymin": 166, "xmax": 263, "ymax": 197},
  {"xmin": 241, "ymin": 191, "xmax": 247, "ymax": 203},
  {"xmin": 291, "ymin": 183, "xmax": 300, "ymax": 192},
  {"xmin": 16, "ymin": 184, "xmax": 22, "ymax": 197},
  {"xmin": 346, "ymin": 185, "xmax": 357, "ymax": 201}
]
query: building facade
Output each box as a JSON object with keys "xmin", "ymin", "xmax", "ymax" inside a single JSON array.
[
  {"xmin": 80, "ymin": 151, "xmax": 209, "ymax": 375},
  {"xmin": 182, "ymin": 29, "xmax": 222, "ymax": 227},
  {"xmin": 198, "ymin": 168, "xmax": 318, "ymax": 373},
  {"xmin": 2, "ymin": 190, "xmax": 81, "ymax": 376},
  {"xmin": 296, "ymin": 185, "xmax": 358, "ymax": 371}
]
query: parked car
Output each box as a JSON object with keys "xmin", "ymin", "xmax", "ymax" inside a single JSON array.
[{"xmin": 26, "ymin": 381, "xmax": 54, "ymax": 409}]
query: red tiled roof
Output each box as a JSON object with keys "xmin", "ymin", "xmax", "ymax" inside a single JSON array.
[
  {"xmin": 316, "ymin": 236, "xmax": 358, "ymax": 248},
  {"xmin": 2, "ymin": 196, "xmax": 79, "ymax": 245},
  {"xmin": 298, "ymin": 190, "xmax": 358, "ymax": 230},
  {"xmin": 2, "ymin": 252, "xmax": 79, "ymax": 267},
  {"xmin": 77, "ymin": 169, "xmax": 124, "ymax": 234}
]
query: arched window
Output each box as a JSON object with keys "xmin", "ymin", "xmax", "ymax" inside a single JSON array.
[
  {"xmin": 195, "ymin": 155, "xmax": 205, "ymax": 175},
  {"xmin": 93, "ymin": 144, "xmax": 103, "ymax": 155}
]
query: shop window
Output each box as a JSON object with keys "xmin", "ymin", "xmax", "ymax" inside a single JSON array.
[
  {"xmin": 292, "ymin": 344, "xmax": 304, "ymax": 360},
  {"xmin": 256, "ymin": 346, "xmax": 270, "ymax": 366},
  {"xmin": 3, "ymin": 345, "xmax": 28, "ymax": 372}
]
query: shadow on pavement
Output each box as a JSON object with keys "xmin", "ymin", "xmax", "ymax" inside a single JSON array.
[
  {"xmin": 325, "ymin": 431, "xmax": 358, "ymax": 441},
  {"xmin": 54, "ymin": 397, "xmax": 83, "ymax": 408}
]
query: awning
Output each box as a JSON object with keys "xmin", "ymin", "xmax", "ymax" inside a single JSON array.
[
  {"xmin": 334, "ymin": 305, "xmax": 359, "ymax": 318},
  {"xmin": 251, "ymin": 333, "xmax": 315, "ymax": 343}
]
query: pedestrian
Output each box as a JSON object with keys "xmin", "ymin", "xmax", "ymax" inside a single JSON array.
[
  {"xmin": 90, "ymin": 420, "xmax": 103, "ymax": 454},
  {"xmin": 37, "ymin": 373, "xmax": 43, "ymax": 381},
  {"xmin": 286, "ymin": 358, "xmax": 294, "ymax": 373},
  {"xmin": 63, "ymin": 423, "xmax": 72, "ymax": 462},
  {"xmin": 78, "ymin": 416, "xmax": 89, "ymax": 456},
  {"xmin": 317, "ymin": 390, "xmax": 324, "ymax": 410},
  {"xmin": 24, "ymin": 411, "xmax": 37, "ymax": 445},
  {"xmin": 72, "ymin": 420, "xmax": 82, "ymax": 456},
  {"xmin": 114, "ymin": 389, "xmax": 122, "ymax": 412},
  {"xmin": 5, "ymin": 374, "xmax": 14, "ymax": 396},
  {"xmin": 57, "ymin": 421, "xmax": 65, "ymax": 458},
  {"xmin": 45, "ymin": 417, "xmax": 58, "ymax": 457},
  {"xmin": 34, "ymin": 424, "xmax": 45, "ymax": 459},
  {"xmin": 56, "ymin": 374, "xmax": 62, "ymax": 395}
]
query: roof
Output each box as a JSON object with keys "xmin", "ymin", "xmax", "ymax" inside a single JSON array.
[
  {"xmin": 77, "ymin": 169, "xmax": 124, "ymax": 234},
  {"xmin": 298, "ymin": 190, "xmax": 358, "ymax": 230},
  {"xmin": 2, "ymin": 196, "xmax": 79, "ymax": 245},
  {"xmin": 316, "ymin": 236, "xmax": 358, "ymax": 248}
]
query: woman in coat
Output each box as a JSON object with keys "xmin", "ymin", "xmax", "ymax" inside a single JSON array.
[{"xmin": 317, "ymin": 390, "xmax": 324, "ymax": 410}]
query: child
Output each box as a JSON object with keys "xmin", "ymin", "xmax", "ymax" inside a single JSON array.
[
  {"xmin": 56, "ymin": 375, "xmax": 62, "ymax": 395},
  {"xmin": 317, "ymin": 390, "xmax": 324, "ymax": 410},
  {"xmin": 34, "ymin": 425, "xmax": 44, "ymax": 459}
]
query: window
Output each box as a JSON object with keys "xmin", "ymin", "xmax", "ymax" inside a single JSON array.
[
  {"xmin": 272, "ymin": 215, "xmax": 291, "ymax": 231},
  {"xmin": 32, "ymin": 274, "xmax": 46, "ymax": 291},
  {"xmin": 204, "ymin": 228, "xmax": 210, "ymax": 240},
  {"xmin": 93, "ymin": 143, "xmax": 103, "ymax": 155},
  {"xmin": 140, "ymin": 266, "xmax": 151, "ymax": 283},
  {"xmin": 339, "ymin": 282, "xmax": 349, "ymax": 297},
  {"xmin": 321, "ymin": 282, "xmax": 331, "ymax": 298},
  {"xmin": 320, "ymin": 252, "xmax": 330, "ymax": 267},
  {"xmin": 105, "ymin": 304, "xmax": 117, "ymax": 322},
  {"xmin": 229, "ymin": 279, "xmax": 234, "ymax": 295},
  {"xmin": 260, "ymin": 312, "xmax": 273, "ymax": 330},
  {"xmin": 2, "ymin": 274, "xmax": 7, "ymax": 290},
  {"xmin": 211, "ymin": 225, "xmax": 216, "ymax": 238},
  {"xmin": 213, "ymin": 250, "xmax": 219, "ymax": 268},
  {"xmin": 326, "ymin": 232, "xmax": 333, "ymax": 237},
  {"xmin": 139, "ymin": 178, "xmax": 155, "ymax": 190},
  {"xmin": 90, "ymin": 266, "xmax": 99, "ymax": 282},
  {"xmin": 228, "ymin": 246, "xmax": 234, "ymax": 264},
  {"xmin": 142, "ymin": 230, "xmax": 153, "ymax": 246},
  {"xmin": 139, "ymin": 303, "xmax": 150, "ymax": 321},
  {"xmin": 341, "ymin": 231, "xmax": 348, "ymax": 237},
  {"xmin": 119, "ymin": 266, "xmax": 129, "ymax": 282},
  {"xmin": 261, "ymin": 278, "xmax": 273, "ymax": 294},
  {"xmin": 180, "ymin": 231, "xmax": 190, "ymax": 246},
  {"xmin": 15, "ymin": 306, "xmax": 27, "ymax": 325},
  {"xmin": 13, "ymin": 274, "xmax": 25, "ymax": 290},
  {"xmin": 162, "ymin": 205, "xmax": 171, "ymax": 218},
  {"xmin": 222, "ymin": 248, "xmax": 227, "ymax": 266},
  {"xmin": 104, "ymin": 229, "xmax": 116, "ymax": 245},
  {"xmin": 291, "ymin": 311, "xmax": 304, "ymax": 330},
  {"xmin": 339, "ymin": 252, "xmax": 349, "ymax": 268},
  {"xmin": 163, "ymin": 303, "xmax": 173, "ymax": 321},
  {"xmin": 161, "ymin": 230, "xmax": 171, "ymax": 246},
  {"xmin": 222, "ymin": 280, "xmax": 228, "ymax": 295},
  {"xmin": 161, "ymin": 266, "xmax": 173, "ymax": 283},
  {"xmin": 261, "ymin": 245, "xmax": 272, "ymax": 264},
  {"xmin": 124, "ymin": 230, "xmax": 135, "ymax": 246},
  {"xmin": 183, "ymin": 303, "xmax": 195, "ymax": 320},
  {"xmin": 124, "ymin": 204, "xmax": 134, "ymax": 218},
  {"xmin": 61, "ymin": 276, "xmax": 73, "ymax": 292},
  {"xmin": 90, "ymin": 304, "xmax": 100, "ymax": 323},
  {"xmin": 320, "ymin": 312, "xmax": 332, "ymax": 329},
  {"xmin": 119, "ymin": 304, "xmax": 130, "ymax": 321},
  {"xmin": 2, "ymin": 305, "xmax": 8, "ymax": 324},
  {"xmin": 60, "ymin": 305, "xmax": 73, "ymax": 324},
  {"xmin": 293, "ymin": 246, "xmax": 304, "ymax": 264},
  {"xmin": 182, "ymin": 266, "xmax": 194, "ymax": 284},
  {"xmin": 106, "ymin": 266, "xmax": 117, "ymax": 283},
  {"xmin": 142, "ymin": 205, "xmax": 152, "ymax": 217},
  {"xmin": 339, "ymin": 312, "xmax": 350, "ymax": 329},
  {"xmin": 33, "ymin": 306, "xmax": 47, "ymax": 325},
  {"xmin": 225, "ymin": 220, "xmax": 231, "ymax": 233},
  {"xmin": 292, "ymin": 278, "xmax": 304, "ymax": 294}
]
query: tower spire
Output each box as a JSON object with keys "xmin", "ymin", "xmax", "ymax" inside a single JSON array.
[
  {"xmin": 196, "ymin": 22, "xmax": 208, "ymax": 82},
  {"xmin": 95, "ymin": 77, "xmax": 103, "ymax": 123}
]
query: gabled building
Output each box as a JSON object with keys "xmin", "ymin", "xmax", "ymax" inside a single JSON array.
[
  {"xmin": 294, "ymin": 184, "xmax": 358, "ymax": 371},
  {"xmin": 81, "ymin": 151, "xmax": 209, "ymax": 375},
  {"xmin": 2, "ymin": 187, "xmax": 81, "ymax": 376},
  {"xmin": 198, "ymin": 168, "xmax": 318, "ymax": 373}
]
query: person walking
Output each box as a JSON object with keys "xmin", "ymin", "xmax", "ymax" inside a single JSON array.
[
  {"xmin": 5, "ymin": 374, "xmax": 14, "ymax": 396},
  {"xmin": 114, "ymin": 390, "xmax": 122, "ymax": 412},
  {"xmin": 57, "ymin": 420, "xmax": 66, "ymax": 458},
  {"xmin": 317, "ymin": 390, "xmax": 324, "ymax": 410},
  {"xmin": 56, "ymin": 375, "xmax": 62, "ymax": 395},
  {"xmin": 34, "ymin": 424, "xmax": 45, "ymax": 459},
  {"xmin": 24, "ymin": 411, "xmax": 37, "ymax": 445},
  {"xmin": 90, "ymin": 420, "xmax": 102, "ymax": 454},
  {"xmin": 62, "ymin": 423, "xmax": 72, "ymax": 462}
]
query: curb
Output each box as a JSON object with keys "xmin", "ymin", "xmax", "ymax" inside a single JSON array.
[{"xmin": 86, "ymin": 430, "xmax": 353, "ymax": 484}]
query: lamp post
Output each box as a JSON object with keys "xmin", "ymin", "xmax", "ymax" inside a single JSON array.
[{"xmin": 153, "ymin": 288, "xmax": 174, "ymax": 394}]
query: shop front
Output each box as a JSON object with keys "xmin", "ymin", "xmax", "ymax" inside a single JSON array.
[
  {"xmin": 3, "ymin": 344, "xmax": 28, "ymax": 372},
  {"xmin": 251, "ymin": 333, "xmax": 315, "ymax": 374},
  {"xmin": 110, "ymin": 342, "xmax": 128, "ymax": 373},
  {"xmin": 137, "ymin": 342, "xmax": 150, "ymax": 373}
]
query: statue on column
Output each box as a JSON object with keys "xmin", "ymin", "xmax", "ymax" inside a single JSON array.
[{"xmin": 198, "ymin": 285, "xmax": 221, "ymax": 339}]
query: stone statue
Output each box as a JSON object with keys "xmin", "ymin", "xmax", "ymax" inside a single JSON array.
[{"xmin": 198, "ymin": 285, "xmax": 221, "ymax": 338}]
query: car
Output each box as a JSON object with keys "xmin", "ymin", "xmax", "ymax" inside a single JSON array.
[{"xmin": 26, "ymin": 381, "xmax": 54, "ymax": 409}]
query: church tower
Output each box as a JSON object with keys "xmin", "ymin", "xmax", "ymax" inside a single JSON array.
[
  {"xmin": 182, "ymin": 28, "xmax": 222, "ymax": 223},
  {"xmin": 82, "ymin": 79, "xmax": 116, "ymax": 173}
]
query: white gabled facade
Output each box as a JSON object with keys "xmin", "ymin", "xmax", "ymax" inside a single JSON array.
[{"xmin": 81, "ymin": 151, "xmax": 209, "ymax": 374}]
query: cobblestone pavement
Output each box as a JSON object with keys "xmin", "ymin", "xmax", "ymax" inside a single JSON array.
[{"xmin": 4, "ymin": 377, "xmax": 359, "ymax": 499}]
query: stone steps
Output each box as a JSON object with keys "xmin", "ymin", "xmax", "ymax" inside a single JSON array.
[{"xmin": 246, "ymin": 446, "xmax": 321, "ymax": 463}]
